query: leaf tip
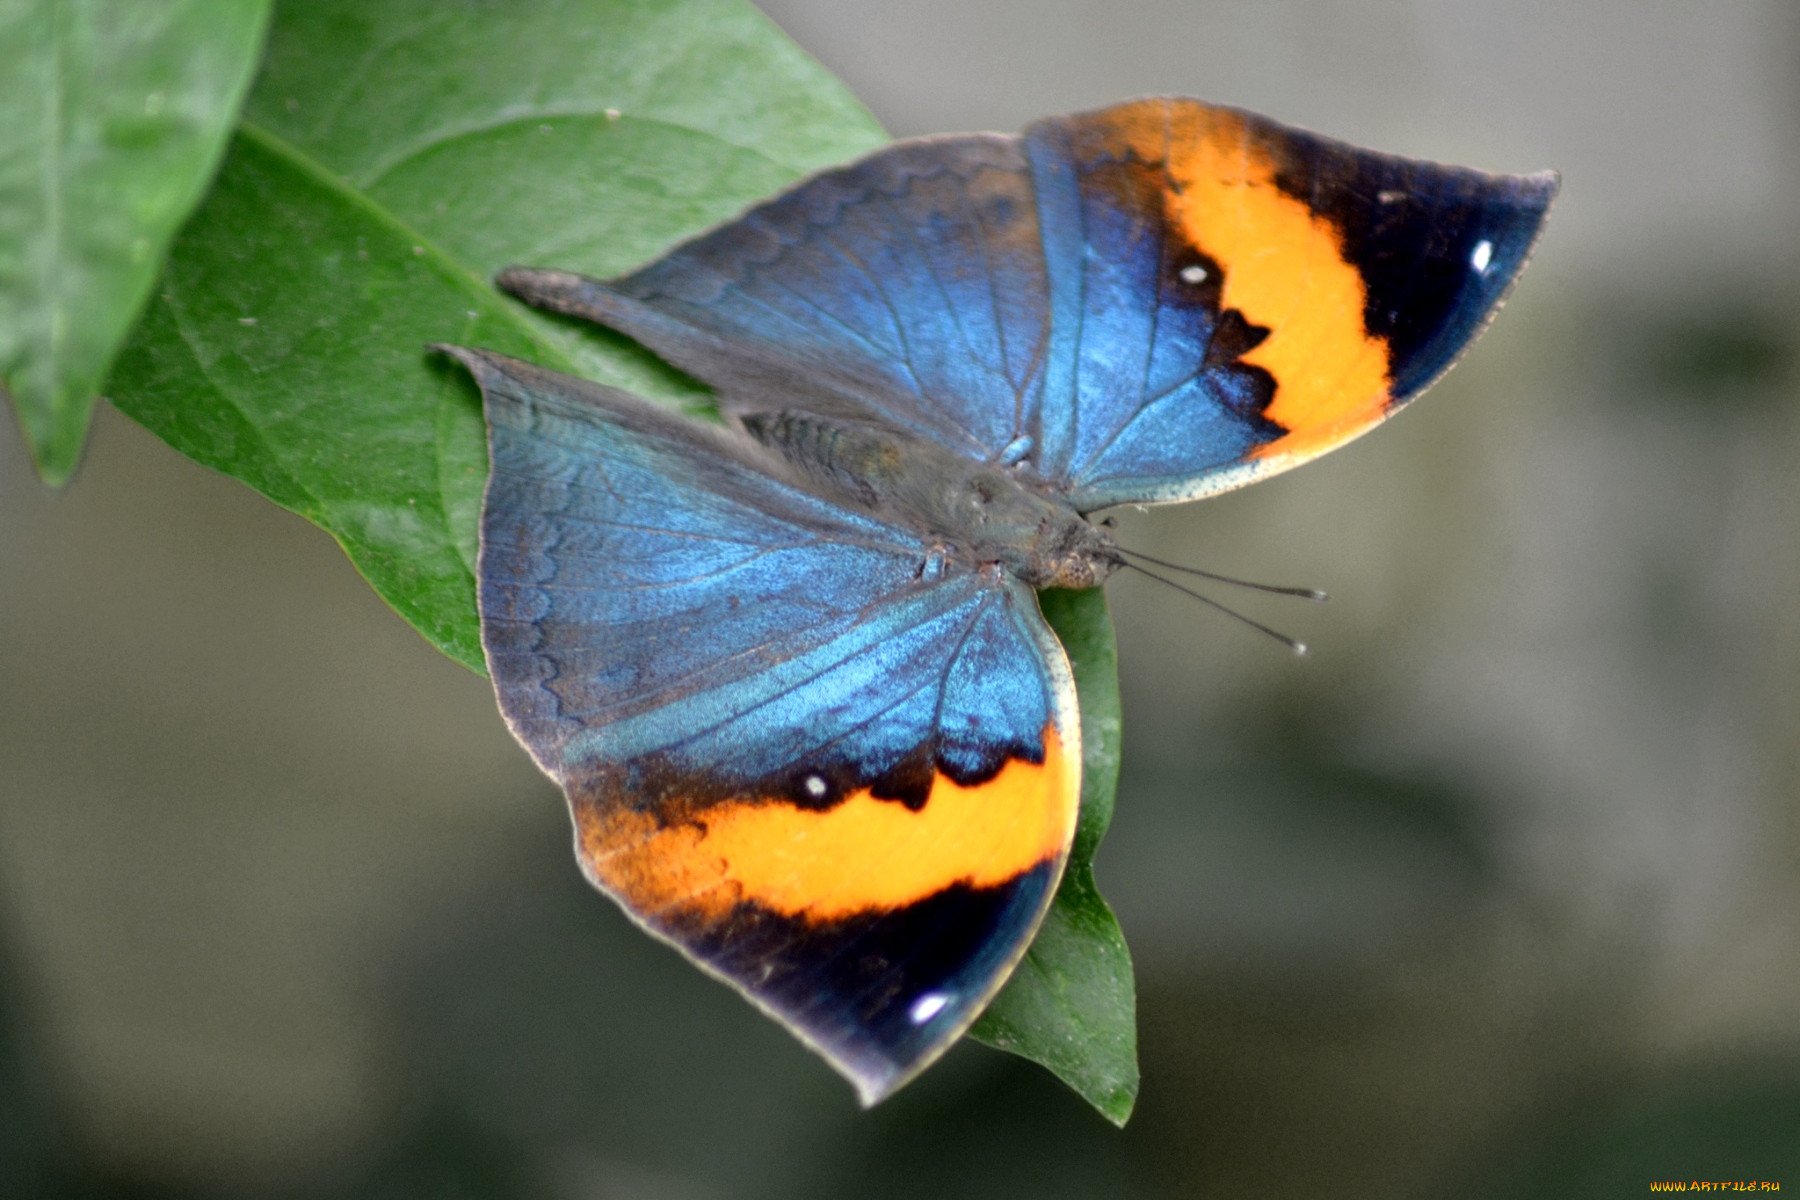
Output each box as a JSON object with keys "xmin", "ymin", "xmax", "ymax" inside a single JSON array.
[
  {"xmin": 29, "ymin": 450, "xmax": 79, "ymax": 489},
  {"xmin": 7, "ymin": 386, "xmax": 93, "ymax": 488},
  {"xmin": 1097, "ymin": 1077, "xmax": 1140, "ymax": 1128}
]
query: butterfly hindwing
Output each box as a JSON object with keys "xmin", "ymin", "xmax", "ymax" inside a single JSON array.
[
  {"xmin": 501, "ymin": 98, "xmax": 1554, "ymax": 508},
  {"xmin": 449, "ymin": 347, "xmax": 1081, "ymax": 1102}
]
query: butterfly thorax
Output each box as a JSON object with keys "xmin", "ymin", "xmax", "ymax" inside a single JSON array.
[{"xmin": 741, "ymin": 410, "xmax": 1122, "ymax": 590}]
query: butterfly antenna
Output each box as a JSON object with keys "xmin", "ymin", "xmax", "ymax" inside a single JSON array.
[
  {"xmin": 1115, "ymin": 546, "xmax": 1329, "ymax": 602},
  {"xmin": 1121, "ymin": 561, "xmax": 1313, "ymax": 656}
]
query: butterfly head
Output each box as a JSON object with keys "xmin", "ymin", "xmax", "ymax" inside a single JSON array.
[{"xmin": 1022, "ymin": 508, "xmax": 1124, "ymax": 590}]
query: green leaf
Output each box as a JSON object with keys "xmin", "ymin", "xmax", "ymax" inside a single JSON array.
[
  {"xmin": 0, "ymin": 0, "xmax": 271, "ymax": 485},
  {"xmin": 111, "ymin": 0, "xmax": 884, "ymax": 671},
  {"xmin": 106, "ymin": 0, "xmax": 1137, "ymax": 1120},
  {"xmin": 971, "ymin": 587, "xmax": 1139, "ymax": 1125},
  {"xmin": 111, "ymin": 121, "xmax": 557, "ymax": 669}
]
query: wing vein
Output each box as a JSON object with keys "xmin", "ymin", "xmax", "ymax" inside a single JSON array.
[{"xmin": 651, "ymin": 587, "xmax": 969, "ymax": 756}]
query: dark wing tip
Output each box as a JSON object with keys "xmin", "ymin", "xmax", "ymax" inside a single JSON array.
[
  {"xmin": 1387, "ymin": 162, "xmax": 1560, "ymax": 402},
  {"xmin": 1522, "ymin": 167, "xmax": 1563, "ymax": 197},
  {"xmin": 426, "ymin": 344, "xmax": 560, "ymax": 430},
  {"xmin": 428, "ymin": 342, "xmax": 530, "ymax": 399},
  {"xmin": 427, "ymin": 340, "xmax": 480, "ymax": 368},
  {"xmin": 428, "ymin": 340, "xmax": 509, "ymax": 374}
]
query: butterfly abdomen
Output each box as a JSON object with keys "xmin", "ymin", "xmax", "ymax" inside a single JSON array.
[{"xmin": 740, "ymin": 410, "xmax": 1120, "ymax": 590}]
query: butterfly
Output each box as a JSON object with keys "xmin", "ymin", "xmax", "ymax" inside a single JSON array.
[{"xmin": 440, "ymin": 97, "xmax": 1556, "ymax": 1105}]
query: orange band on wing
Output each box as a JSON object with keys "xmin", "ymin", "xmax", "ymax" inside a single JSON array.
[
  {"xmin": 578, "ymin": 725, "xmax": 1075, "ymax": 923},
  {"xmin": 1093, "ymin": 101, "xmax": 1393, "ymax": 462}
]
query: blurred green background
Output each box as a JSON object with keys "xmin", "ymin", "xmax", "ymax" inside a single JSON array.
[{"xmin": 4, "ymin": 0, "xmax": 1800, "ymax": 1195}]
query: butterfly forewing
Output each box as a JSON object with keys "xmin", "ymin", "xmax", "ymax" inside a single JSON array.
[
  {"xmin": 502, "ymin": 98, "xmax": 1553, "ymax": 510},
  {"xmin": 1026, "ymin": 100, "xmax": 1557, "ymax": 507},
  {"xmin": 501, "ymin": 135, "xmax": 1050, "ymax": 461}
]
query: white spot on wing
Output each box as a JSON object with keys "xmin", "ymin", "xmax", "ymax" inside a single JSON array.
[
  {"xmin": 908, "ymin": 992, "xmax": 951, "ymax": 1025},
  {"xmin": 1471, "ymin": 239, "xmax": 1495, "ymax": 275},
  {"xmin": 803, "ymin": 774, "xmax": 828, "ymax": 799},
  {"xmin": 1179, "ymin": 264, "xmax": 1209, "ymax": 284}
]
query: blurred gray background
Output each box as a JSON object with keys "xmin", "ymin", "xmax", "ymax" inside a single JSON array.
[{"xmin": 4, "ymin": 1, "xmax": 1799, "ymax": 1196}]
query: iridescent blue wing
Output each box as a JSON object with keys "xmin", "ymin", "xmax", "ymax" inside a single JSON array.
[
  {"xmin": 499, "ymin": 98, "xmax": 1554, "ymax": 508},
  {"xmin": 443, "ymin": 347, "xmax": 1081, "ymax": 1104}
]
